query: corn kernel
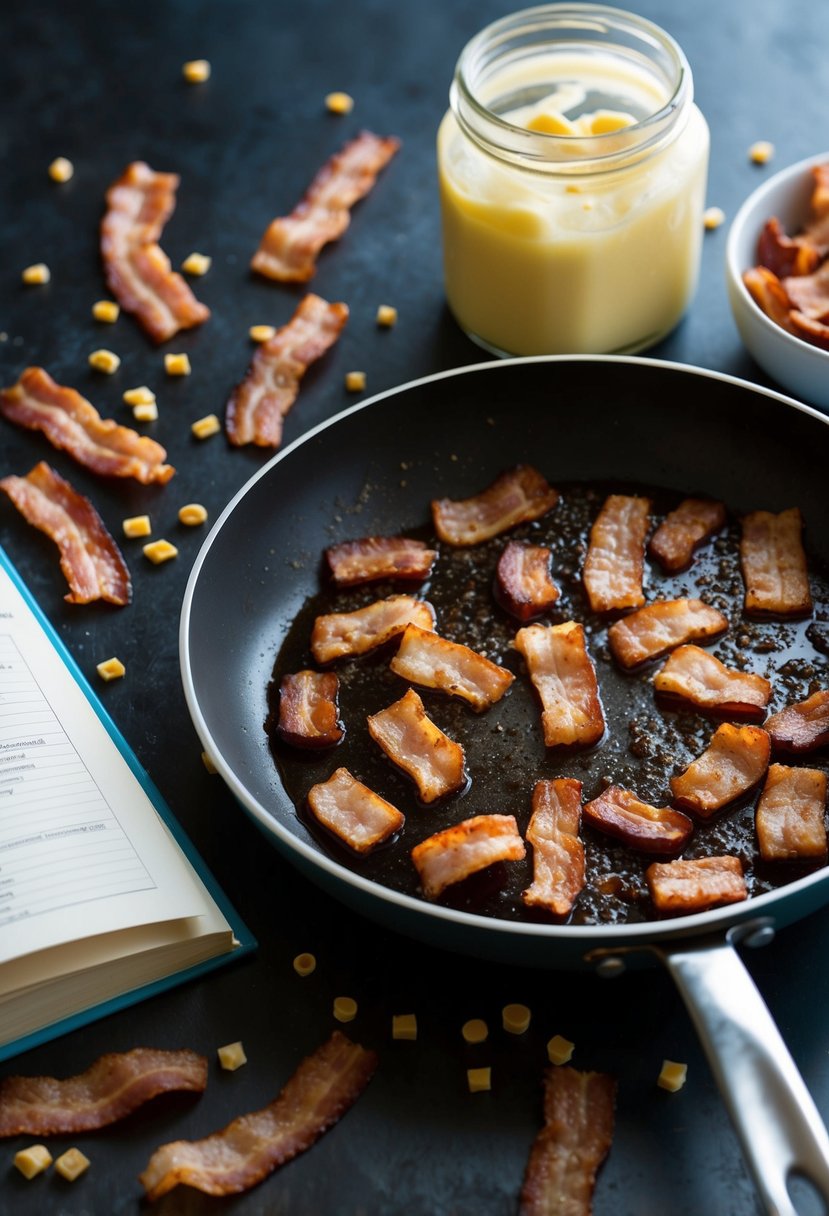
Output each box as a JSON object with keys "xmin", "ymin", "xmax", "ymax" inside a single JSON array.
[
  {"xmin": 333, "ymin": 995, "xmax": 357, "ymax": 1023},
  {"xmin": 201, "ymin": 750, "xmax": 218, "ymax": 774},
  {"xmin": 502, "ymin": 1003, "xmax": 531, "ymax": 1035},
  {"xmin": 376, "ymin": 304, "xmax": 398, "ymax": 327},
  {"xmin": 392, "ymin": 1013, "xmax": 418, "ymax": 1041},
  {"xmin": 749, "ymin": 140, "xmax": 774, "ymax": 165},
  {"xmin": 179, "ymin": 502, "xmax": 208, "ymax": 526},
  {"xmin": 182, "ymin": 252, "xmax": 211, "ymax": 276},
  {"xmin": 703, "ymin": 206, "xmax": 726, "ymax": 231},
  {"xmin": 122, "ymin": 514, "xmax": 152, "ymax": 539},
  {"xmin": 96, "ymin": 657, "xmax": 125, "ymax": 682},
  {"xmin": 547, "ymin": 1034, "xmax": 575, "ymax": 1065},
  {"xmin": 133, "ymin": 401, "xmax": 159, "ymax": 422},
  {"xmin": 165, "ymin": 352, "xmax": 191, "ymax": 376},
  {"xmin": 657, "ymin": 1059, "xmax": 688, "ymax": 1092},
  {"xmin": 143, "ymin": 539, "xmax": 179, "ymax": 565},
  {"xmin": 183, "ymin": 58, "xmax": 211, "ymax": 83},
  {"xmin": 293, "ymin": 952, "xmax": 316, "ymax": 976},
  {"xmin": 462, "ymin": 1018, "xmax": 488, "ymax": 1044},
  {"xmin": 92, "ymin": 299, "xmax": 120, "ymax": 322},
  {"xmin": 54, "ymin": 1148, "xmax": 90, "ymax": 1182},
  {"xmin": 88, "ymin": 349, "xmax": 121, "ymax": 374},
  {"xmin": 249, "ymin": 324, "xmax": 276, "ymax": 343},
  {"xmin": 217, "ymin": 1041, "xmax": 247, "ymax": 1071},
  {"xmin": 22, "ymin": 263, "xmax": 50, "ymax": 285},
  {"xmin": 123, "ymin": 385, "xmax": 156, "ymax": 406},
  {"xmin": 48, "ymin": 156, "xmax": 74, "ymax": 183},
  {"xmin": 326, "ymin": 91, "xmax": 354, "ymax": 114},
  {"xmin": 14, "ymin": 1145, "xmax": 53, "ymax": 1179},
  {"xmin": 191, "ymin": 413, "xmax": 221, "ymax": 439},
  {"xmin": 467, "ymin": 1067, "xmax": 491, "ymax": 1093},
  {"xmin": 345, "ymin": 371, "xmax": 366, "ymax": 392}
]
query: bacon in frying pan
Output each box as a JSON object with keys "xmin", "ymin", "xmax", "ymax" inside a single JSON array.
[
  {"xmin": 226, "ymin": 294, "xmax": 348, "ymax": 447},
  {"xmin": 325, "ymin": 536, "xmax": 437, "ymax": 588},
  {"xmin": 411, "ymin": 814, "xmax": 525, "ymax": 900},
  {"xmin": 0, "ymin": 462, "xmax": 131, "ymax": 605},
  {"xmin": 0, "ymin": 367, "xmax": 174, "ymax": 483},
  {"xmin": 607, "ymin": 598, "xmax": 728, "ymax": 669},
  {"xmin": 669, "ymin": 723, "xmax": 771, "ymax": 818},
  {"xmin": 276, "ymin": 670, "xmax": 344, "ymax": 748},
  {"xmin": 582, "ymin": 785, "xmax": 693, "ymax": 854},
  {"xmin": 140, "ymin": 1031, "xmax": 376, "ymax": 1201},
  {"xmin": 390, "ymin": 623, "xmax": 514, "ymax": 711},
  {"xmin": 742, "ymin": 266, "xmax": 798, "ymax": 332},
  {"xmin": 306, "ymin": 767, "xmax": 404, "ymax": 853},
  {"xmin": 310, "ymin": 595, "xmax": 435, "ymax": 664},
  {"xmin": 646, "ymin": 855, "xmax": 747, "ymax": 915},
  {"xmin": 0, "ymin": 1048, "xmax": 207, "ymax": 1137},
  {"xmin": 431, "ymin": 465, "xmax": 559, "ymax": 547},
  {"xmin": 100, "ymin": 161, "xmax": 210, "ymax": 343},
  {"xmin": 495, "ymin": 541, "xmax": 560, "ymax": 621},
  {"xmin": 755, "ymin": 763, "xmax": 828, "ymax": 862},
  {"xmin": 740, "ymin": 507, "xmax": 812, "ymax": 618},
  {"xmin": 514, "ymin": 621, "xmax": 605, "ymax": 748},
  {"xmin": 521, "ymin": 778, "xmax": 584, "ymax": 919},
  {"xmin": 765, "ymin": 689, "xmax": 829, "ymax": 754},
  {"xmin": 251, "ymin": 131, "xmax": 400, "ymax": 282},
  {"xmin": 367, "ymin": 688, "xmax": 466, "ymax": 803},
  {"xmin": 582, "ymin": 494, "xmax": 651, "ymax": 613},
  {"xmin": 653, "ymin": 645, "xmax": 771, "ymax": 719},
  {"xmin": 648, "ymin": 497, "xmax": 726, "ymax": 573}
]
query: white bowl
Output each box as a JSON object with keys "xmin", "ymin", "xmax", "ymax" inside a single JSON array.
[{"xmin": 726, "ymin": 150, "xmax": 829, "ymax": 410}]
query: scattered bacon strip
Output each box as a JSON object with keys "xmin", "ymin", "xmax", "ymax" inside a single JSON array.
[
  {"xmin": 519, "ymin": 1066, "xmax": 616, "ymax": 1216},
  {"xmin": 756, "ymin": 763, "xmax": 828, "ymax": 862},
  {"xmin": 431, "ymin": 466, "xmax": 559, "ymax": 547},
  {"xmin": 411, "ymin": 814, "xmax": 525, "ymax": 900},
  {"xmin": 765, "ymin": 689, "xmax": 829, "ymax": 754},
  {"xmin": 276, "ymin": 670, "xmax": 344, "ymax": 748},
  {"xmin": 582, "ymin": 785, "xmax": 692, "ymax": 854},
  {"xmin": 100, "ymin": 161, "xmax": 210, "ymax": 343},
  {"xmin": 582, "ymin": 494, "xmax": 651, "ymax": 613},
  {"xmin": 251, "ymin": 131, "xmax": 400, "ymax": 282},
  {"xmin": 648, "ymin": 498, "xmax": 726, "ymax": 573},
  {"xmin": 310, "ymin": 595, "xmax": 435, "ymax": 664},
  {"xmin": 653, "ymin": 645, "xmax": 771, "ymax": 719},
  {"xmin": 325, "ymin": 536, "xmax": 437, "ymax": 587},
  {"xmin": 496, "ymin": 541, "xmax": 560, "ymax": 621},
  {"xmin": 608, "ymin": 598, "xmax": 728, "ymax": 669},
  {"xmin": 0, "ymin": 367, "xmax": 174, "ymax": 483},
  {"xmin": 226, "ymin": 294, "xmax": 348, "ymax": 447},
  {"xmin": 514, "ymin": 621, "xmax": 605, "ymax": 748},
  {"xmin": 742, "ymin": 266, "xmax": 798, "ymax": 332},
  {"xmin": 367, "ymin": 688, "xmax": 466, "ymax": 803},
  {"xmin": 757, "ymin": 216, "xmax": 823, "ymax": 279},
  {"xmin": 0, "ymin": 462, "xmax": 131, "ymax": 605},
  {"xmin": 670, "ymin": 723, "xmax": 770, "ymax": 818},
  {"xmin": 522, "ymin": 778, "xmax": 585, "ymax": 919},
  {"xmin": 646, "ymin": 855, "xmax": 747, "ymax": 916},
  {"xmin": 740, "ymin": 508, "xmax": 812, "ymax": 618},
  {"xmin": 140, "ymin": 1032, "xmax": 376, "ymax": 1201},
  {"xmin": 390, "ymin": 623, "xmax": 514, "ymax": 712},
  {"xmin": 0, "ymin": 1048, "xmax": 206, "ymax": 1137},
  {"xmin": 306, "ymin": 767, "xmax": 404, "ymax": 854}
]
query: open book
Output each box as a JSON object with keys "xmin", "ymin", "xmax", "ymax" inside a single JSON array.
[{"xmin": 0, "ymin": 545, "xmax": 254, "ymax": 1062}]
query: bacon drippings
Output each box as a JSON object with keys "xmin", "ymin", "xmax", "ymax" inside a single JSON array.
[
  {"xmin": 411, "ymin": 814, "xmax": 525, "ymax": 900},
  {"xmin": 100, "ymin": 161, "xmax": 210, "ymax": 343},
  {"xmin": 670, "ymin": 723, "xmax": 771, "ymax": 818},
  {"xmin": 582, "ymin": 494, "xmax": 651, "ymax": 613},
  {"xmin": 765, "ymin": 689, "xmax": 829, "ymax": 754},
  {"xmin": 306, "ymin": 767, "xmax": 404, "ymax": 854},
  {"xmin": 140, "ymin": 1032, "xmax": 376, "ymax": 1201},
  {"xmin": 0, "ymin": 462, "xmax": 131, "ymax": 605},
  {"xmin": 276, "ymin": 670, "xmax": 343, "ymax": 748},
  {"xmin": 514, "ymin": 621, "xmax": 605, "ymax": 748},
  {"xmin": 756, "ymin": 763, "xmax": 828, "ymax": 862},
  {"xmin": 431, "ymin": 465, "xmax": 559, "ymax": 547},
  {"xmin": 648, "ymin": 498, "xmax": 726, "ymax": 573},
  {"xmin": 496, "ymin": 541, "xmax": 560, "ymax": 621},
  {"xmin": 742, "ymin": 266, "xmax": 798, "ymax": 331},
  {"xmin": 646, "ymin": 855, "xmax": 747, "ymax": 916},
  {"xmin": 325, "ymin": 536, "xmax": 437, "ymax": 588},
  {"xmin": 608, "ymin": 598, "xmax": 728, "ymax": 669},
  {"xmin": 226, "ymin": 294, "xmax": 348, "ymax": 447},
  {"xmin": 522, "ymin": 778, "xmax": 584, "ymax": 919},
  {"xmin": 0, "ymin": 367, "xmax": 174, "ymax": 483},
  {"xmin": 583, "ymin": 785, "xmax": 692, "ymax": 854},
  {"xmin": 310, "ymin": 595, "xmax": 435, "ymax": 664},
  {"xmin": 653, "ymin": 645, "xmax": 771, "ymax": 719},
  {"xmin": 390, "ymin": 623, "xmax": 515, "ymax": 712},
  {"xmin": 251, "ymin": 132, "xmax": 400, "ymax": 282},
  {"xmin": 367, "ymin": 688, "xmax": 466, "ymax": 803},
  {"xmin": 0, "ymin": 1048, "xmax": 206, "ymax": 1137},
  {"xmin": 740, "ymin": 508, "xmax": 812, "ymax": 618}
]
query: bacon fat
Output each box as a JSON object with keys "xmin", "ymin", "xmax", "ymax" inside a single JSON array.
[
  {"xmin": 411, "ymin": 813, "xmax": 525, "ymax": 899},
  {"xmin": 765, "ymin": 689, "xmax": 829, "ymax": 754},
  {"xmin": 608, "ymin": 598, "xmax": 728, "ymax": 669},
  {"xmin": 522, "ymin": 778, "xmax": 584, "ymax": 919},
  {"xmin": 514, "ymin": 621, "xmax": 605, "ymax": 748},
  {"xmin": 306, "ymin": 767, "xmax": 404, "ymax": 854},
  {"xmin": 740, "ymin": 508, "xmax": 812, "ymax": 618},
  {"xmin": 367, "ymin": 688, "xmax": 466, "ymax": 803},
  {"xmin": 653, "ymin": 645, "xmax": 771, "ymax": 719},
  {"xmin": 670, "ymin": 723, "xmax": 770, "ymax": 818},
  {"xmin": 648, "ymin": 498, "xmax": 726, "ymax": 573},
  {"xmin": 496, "ymin": 541, "xmax": 560, "ymax": 620},
  {"xmin": 310, "ymin": 595, "xmax": 435, "ymax": 664},
  {"xmin": 390, "ymin": 623, "xmax": 514, "ymax": 712},
  {"xmin": 646, "ymin": 855, "xmax": 747, "ymax": 916},
  {"xmin": 276, "ymin": 670, "xmax": 344, "ymax": 748},
  {"xmin": 582, "ymin": 494, "xmax": 651, "ymax": 613},
  {"xmin": 431, "ymin": 465, "xmax": 559, "ymax": 546},
  {"xmin": 325, "ymin": 536, "xmax": 437, "ymax": 587},
  {"xmin": 756, "ymin": 764, "xmax": 828, "ymax": 862},
  {"xmin": 583, "ymin": 784, "xmax": 693, "ymax": 854}
]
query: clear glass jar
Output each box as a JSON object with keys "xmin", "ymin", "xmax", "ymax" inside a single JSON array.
[{"xmin": 437, "ymin": 4, "xmax": 710, "ymax": 356}]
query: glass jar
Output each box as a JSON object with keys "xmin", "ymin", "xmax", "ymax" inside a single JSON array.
[{"xmin": 437, "ymin": 4, "xmax": 710, "ymax": 356}]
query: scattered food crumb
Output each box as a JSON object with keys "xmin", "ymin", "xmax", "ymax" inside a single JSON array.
[
  {"xmin": 183, "ymin": 59, "xmax": 211, "ymax": 83},
  {"xmin": 293, "ymin": 952, "xmax": 317, "ymax": 977},
  {"xmin": 326, "ymin": 91, "xmax": 354, "ymax": 114},
  {"xmin": 14, "ymin": 1145, "xmax": 53, "ymax": 1179},
  {"xmin": 133, "ymin": 401, "xmax": 158, "ymax": 422},
  {"xmin": 392, "ymin": 1013, "xmax": 418, "ymax": 1041},
  {"xmin": 547, "ymin": 1034, "xmax": 575, "ymax": 1065},
  {"xmin": 462, "ymin": 1018, "xmax": 488, "ymax": 1044},
  {"xmin": 376, "ymin": 304, "xmax": 398, "ymax": 327},
  {"xmin": 123, "ymin": 385, "xmax": 156, "ymax": 406},
  {"xmin": 201, "ymin": 750, "xmax": 218, "ymax": 774},
  {"xmin": 165, "ymin": 352, "xmax": 191, "ymax": 376},
  {"xmin": 22, "ymin": 263, "xmax": 50, "ymax": 285},
  {"xmin": 143, "ymin": 539, "xmax": 179, "ymax": 565},
  {"xmin": 345, "ymin": 370, "xmax": 366, "ymax": 392},
  {"xmin": 88, "ymin": 349, "xmax": 121, "ymax": 374},
  {"xmin": 467, "ymin": 1067, "xmax": 491, "ymax": 1093},
  {"xmin": 92, "ymin": 299, "xmax": 120, "ymax": 322},
  {"xmin": 191, "ymin": 413, "xmax": 221, "ymax": 439},
  {"xmin": 249, "ymin": 324, "xmax": 276, "ymax": 343},
  {"xmin": 333, "ymin": 995, "xmax": 358, "ymax": 1023},
  {"xmin": 179, "ymin": 502, "xmax": 208, "ymax": 526},
  {"xmin": 182, "ymin": 252, "xmax": 211, "ymax": 276},
  {"xmin": 217, "ymin": 1041, "xmax": 247, "ymax": 1071},
  {"xmin": 502, "ymin": 1003, "xmax": 531, "ymax": 1035},
  {"xmin": 54, "ymin": 1148, "xmax": 90, "ymax": 1182},
  {"xmin": 657, "ymin": 1059, "xmax": 688, "ymax": 1092},
  {"xmin": 48, "ymin": 156, "xmax": 74, "ymax": 183},
  {"xmin": 703, "ymin": 206, "xmax": 725, "ymax": 230},
  {"xmin": 96, "ymin": 657, "xmax": 125, "ymax": 682},
  {"xmin": 749, "ymin": 140, "xmax": 774, "ymax": 165},
  {"xmin": 122, "ymin": 515, "xmax": 152, "ymax": 539}
]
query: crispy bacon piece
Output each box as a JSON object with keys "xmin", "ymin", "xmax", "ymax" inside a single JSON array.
[
  {"xmin": 646, "ymin": 855, "xmax": 747, "ymax": 916},
  {"xmin": 765, "ymin": 689, "xmax": 829, "ymax": 754},
  {"xmin": 276, "ymin": 670, "xmax": 343, "ymax": 748},
  {"xmin": 306, "ymin": 767, "xmax": 404, "ymax": 853},
  {"xmin": 140, "ymin": 1032, "xmax": 376, "ymax": 1201},
  {"xmin": 0, "ymin": 462, "xmax": 131, "ymax": 605},
  {"xmin": 582, "ymin": 494, "xmax": 651, "ymax": 613},
  {"xmin": 0, "ymin": 1048, "xmax": 206, "ymax": 1137},
  {"xmin": 251, "ymin": 131, "xmax": 400, "ymax": 282},
  {"xmin": 431, "ymin": 465, "xmax": 559, "ymax": 547},
  {"xmin": 325, "ymin": 536, "xmax": 437, "ymax": 588},
  {"xmin": 782, "ymin": 261, "xmax": 829, "ymax": 320},
  {"xmin": 648, "ymin": 497, "xmax": 726, "ymax": 573},
  {"xmin": 582, "ymin": 785, "xmax": 692, "ymax": 854},
  {"xmin": 310, "ymin": 595, "xmax": 435, "ymax": 664},
  {"xmin": 226, "ymin": 294, "xmax": 348, "ymax": 447},
  {"xmin": 521, "ymin": 778, "xmax": 584, "ymax": 919},
  {"xmin": 519, "ymin": 1066, "xmax": 616, "ymax": 1216},
  {"xmin": 0, "ymin": 367, "xmax": 174, "ymax": 483},
  {"xmin": 669, "ymin": 723, "xmax": 771, "ymax": 818},
  {"xmin": 756, "ymin": 763, "xmax": 828, "ymax": 862},
  {"xmin": 411, "ymin": 814, "xmax": 525, "ymax": 900},
  {"xmin": 367, "ymin": 688, "xmax": 466, "ymax": 803},
  {"xmin": 608, "ymin": 598, "xmax": 728, "ymax": 669},
  {"xmin": 496, "ymin": 541, "xmax": 560, "ymax": 621},
  {"xmin": 514, "ymin": 621, "xmax": 605, "ymax": 748},
  {"xmin": 757, "ymin": 216, "xmax": 823, "ymax": 279},
  {"xmin": 740, "ymin": 508, "xmax": 812, "ymax": 618},
  {"xmin": 742, "ymin": 266, "xmax": 798, "ymax": 332},
  {"xmin": 100, "ymin": 161, "xmax": 210, "ymax": 343},
  {"xmin": 653, "ymin": 645, "xmax": 771, "ymax": 719},
  {"xmin": 390, "ymin": 623, "xmax": 514, "ymax": 712},
  {"xmin": 789, "ymin": 310, "xmax": 829, "ymax": 350}
]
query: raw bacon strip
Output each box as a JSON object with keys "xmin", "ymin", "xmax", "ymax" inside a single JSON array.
[
  {"xmin": 582, "ymin": 494, "xmax": 651, "ymax": 613},
  {"xmin": 226, "ymin": 294, "xmax": 348, "ymax": 447},
  {"xmin": 496, "ymin": 541, "xmax": 560, "ymax": 620},
  {"xmin": 740, "ymin": 508, "xmax": 812, "ymax": 618},
  {"xmin": 0, "ymin": 367, "xmax": 174, "ymax": 484},
  {"xmin": 251, "ymin": 131, "xmax": 400, "ymax": 282},
  {"xmin": 311, "ymin": 595, "xmax": 435, "ymax": 664},
  {"xmin": 0, "ymin": 462, "xmax": 131, "ymax": 605},
  {"xmin": 276, "ymin": 671, "xmax": 343, "ymax": 748},
  {"xmin": 646, "ymin": 856, "xmax": 747, "ymax": 915},
  {"xmin": 742, "ymin": 267, "xmax": 798, "ymax": 332},
  {"xmin": 608, "ymin": 598, "xmax": 728, "ymax": 669},
  {"xmin": 669, "ymin": 723, "xmax": 771, "ymax": 817},
  {"xmin": 765, "ymin": 689, "xmax": 829, "ymax": 754},
  {"xmin": 519, "ymin": 1066, "xmax": 616, "ymax": 1216},
  {"xmin": 411, "ymin": 814, "xmax": 525, "ymax": 900},
  {"xmin": 648, "ymin": 498, "xmax": 726, "ymax": 573},
  {"xmin": 307, "ymin": 767, "xmax": 403, "ymax": 854},
  {"xmin": 582, "ymin": 785, "xmax": 693, "ymax": 854},
  {"xmin": 653, "ymin": 645, "xmax": 771, "ymax": 719},
  {"xmin": 514, "ymin": 621, "xmax": 605, "ymax": 748},
  {"xmin": 140, "ymin": 1032, "xmax": 376, "ymax": 1201},
  {"xmin": 757, "ymin": 216, "xmax": 822, "ymax": 279},
  {"xmin": 0, "ymin": 1048, "xmax": 206, "ymax": 1137},
  {"xmin": 325, "ymin": 536, "xmax": 437, "ymax": 588},
  {"xmin": 390, "ymin": 623, "xmax": 514, "ymax": 712},
  {"xmin": 756, "ymin": 763, "xmax": 828, "ymax": 862},
  {"xmin": 100, "ymin": 161, "xmax": 210, "ymax": 343},
  {"xmin": 522, "ymin": 778, "xmax": 585, "ymax": 919},
  {"xmin": 367, "ymin": 688, "xmax": 466, "ymax": 803},
  {"xmin": 431, "ymin": 466, "xmax": 559, "ymax": 547}
]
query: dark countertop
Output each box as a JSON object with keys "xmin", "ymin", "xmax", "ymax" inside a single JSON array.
[{"xmin": 2, "ymin": 2, "xmax": 829, "ymax": 1213}]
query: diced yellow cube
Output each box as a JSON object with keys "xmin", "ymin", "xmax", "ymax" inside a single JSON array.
[
  {"xmin": 249, "ymin": 324, "xmax": 276, "ymax": 343},
  {"xmin": 54, "ymin": 1148, "xmax": 90, "ymax": 1181},
  {"xmin": 122, "ymin": 514, "xmax": 151, "ymax": 539},
  {"xmin": 333, "ymin": 995, "xmax": 357, "ymax": 1023},
  {"xmin": 88, "ymin": 349, "xmax": 120, "ymax": 374},
  {"xmin": 14, "ymin": 1145, "xmax": 53, "ymax": 1179},
  {"xmin": 123, "ymin": 385, "xmax": 156, "ymax": 406},
  {"xmin": 183, "ymin": 59, "xmax": 211, "ymax": 83},
  {"xmin": 182, "ymin": 252, "xmax": 211, "ymax": 276},
  {"xmin": 293, "ymin": 952, "xmax": 317, "ymax": 977},
  {"xmin": 217, "ymin": 1041, "xmax": 247, "ymax": 1071},
  {"xmin": 749, "ymin": 140, "xmax": 774, "ymax": 165},
  {"xmin": 48, "ymin": 156, "xmax": 74, "ymax": 183},
  {"xmin": 657, "ymin": 1059, "xmax": 688, "ymax": 1092},
  {"xmin": 325, "ymin": 91, "xmax": 354, "ymax": 114},
  {"xmin": 467, "ymin": 1067, "xmax": 491, "ymax": 1093},
  {"xmin": 178, "ymin": 502, "xmax": 208, "ymax": 526},
  {"xmin": 547, "ymin": 1034, "xmax": 575, "ymax": 1065},
  {"xmin": 96, "ymin": 657, "xmax": 125, "ymax": 682},
  {"xmin": 143, "ymin": 539, "xmax": 179, "ymax": 565},
  {"xmin": 201, "ymin": 750, "xmax": 218, "ymax": 774},
  {"xmin": 345, "ymin": 371, "xmax": 366, "ymax": 392},
  {"xmin": 376, "ymin": 304, "xmax": 398, "ymax": 327},
  {"xmin": 703, "ymin": 206, "xmax": 726, "ymax": 231},
  {"xmin": 461, "ymin": 1018, "xmax": 488, "ymax": 1044},
  {"xmin": 133, "ymin": 401, "xmax": 159, "ymax": 422},
  {"xmin": 165, "ymin": 352, "xmax": 191, "ymax": 376},
  {"xmin": 191, "ymin": 413, "xmax": 220, "ymax": 439},
  {"xmin": 502, "ymin": 1003, "xmax": 531, "ymax": 1034},
  {"xmin": 392, "ymin": 1013, "xmax": 418, "ymax": 1041},
  {"xmin": 92, "ymin": 299, "xmax": 120, "ymax": 322},
  {"xmin": 22, "ymin": 263, "xmax": 50, "ymax": 285}
]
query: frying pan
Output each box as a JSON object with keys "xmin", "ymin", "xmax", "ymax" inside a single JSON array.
[{"xmin": 181, "ymin": 355, "xmax": 829, "ymax": 1216}]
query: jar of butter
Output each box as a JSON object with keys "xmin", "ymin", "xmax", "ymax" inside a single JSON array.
[{"xmin": 437, "ymin": 4, "xmax": 709, "ymax": 356}]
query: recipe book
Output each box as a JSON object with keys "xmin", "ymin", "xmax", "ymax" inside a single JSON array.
[{"xmin": 0, "ymin": 545, "xmax": 255, "ymax": 1063}]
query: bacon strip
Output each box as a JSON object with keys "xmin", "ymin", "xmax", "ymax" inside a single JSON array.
[
  {"xmin": 607, "ymin": 598, "xmax": 728, "ymax": 669},
  {"xmin": 742, "ymin": 266, "xmax": 798, "ymax": 332},
  {"xmin": 583, "ymin": 785, "xmax": 693, "ymax": 854},
  {"xmin": 646, "ymin": 855, "xmax": 747, "ymax": 916},
  {"xmin": 140, "ymin": 1032, "xmax": 376, "ymax": 1201},
  {"xmin": 411, "ymin": 814, "xmax": 525, "ymax": 900},
  {"xmin": 0, "ymin": 367, "xmax": 174, "ymax": 483},
  {"xmin": 100, "ymin": 161, "xmax": 210, "ymax": 343},
  {"xmin": 648, "ymin": 498, "xmax": 726, "ymax": 573},
  {"xmin": 583, "ymin": 494, "xmax": 651, "ymax": 613},
  {"xmin": 496, "ymin": 541, "xmax": 560, "ymax": 620},
  {"xmin": 251, "ymin": 131, "xmax": 400, "ymax": 282},
  {"xmin": 757, "ymin": 216, "xmax": 823, "ymax": 279},
  {"xmin": 431, "ymin": 466, "xmax": 559, "ymax": 547},
  {"xmin": 756, "ymin": 763, "xmax": 828, "ymax": 862},
  {"xmin": 367, "ymin": 688, "xmax": 466, "ymax": 803},
  {"xmin": 514, "ymin": 621, "xmax": 605, "ymax": 748},
  {"xmin": 310, "ymin": 595, "xmax": 435, "ymax": 664},
  {"xmin": 740, "ymin": 508, "xmax": 812, "ymax": 618},
  {"xmin": 783, "ymin": 261, "xmax": 829, "ymax": 320},
  {"xmin": 307, "ymin": 767, "xmax": 404, "ymax": 853},
  {"xmin": 226, "ymin": 294, "xmax": 348, "ymax": 447},
  {"xmin": 669, "ymin": 723, "xmax": 770, "ymax": 817},
  {"xmin": 325, "ymin": 536, "xmax": 437, "ymax": 587},
  {"xmin": 522, "ymin": 778, "xmax": 585, "ymax": 919},
  {"xmin": 0, "ymin": 462, "xmax": 131, "ymax": 605},
  {"xmin": 0, "ymin": 1048, "xmax": 206, "ymax": 1137},
  {"xmin": 390, "ymin": 623, "xmax": 514, "ymax": 712},
  {"xmin": 653, "ymin": 645, "xmax": 771, "ymax": 719},
  {"xmin": 276, "ymin": 670, "xmax": 344, "ymax": 748},
  {"xmin": 765, "ymin": 689, "xmax": 829, "ymax": 754}
]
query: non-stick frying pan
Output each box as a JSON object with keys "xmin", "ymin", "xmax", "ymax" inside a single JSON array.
[{"xmin": 181, "ymin": 356, "xmax": 829, "ymax": 1216}]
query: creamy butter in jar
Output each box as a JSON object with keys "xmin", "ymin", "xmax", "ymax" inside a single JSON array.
[{"xmin": 437, "ymin": 4, "xmax": 709, "ymax": 356}]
